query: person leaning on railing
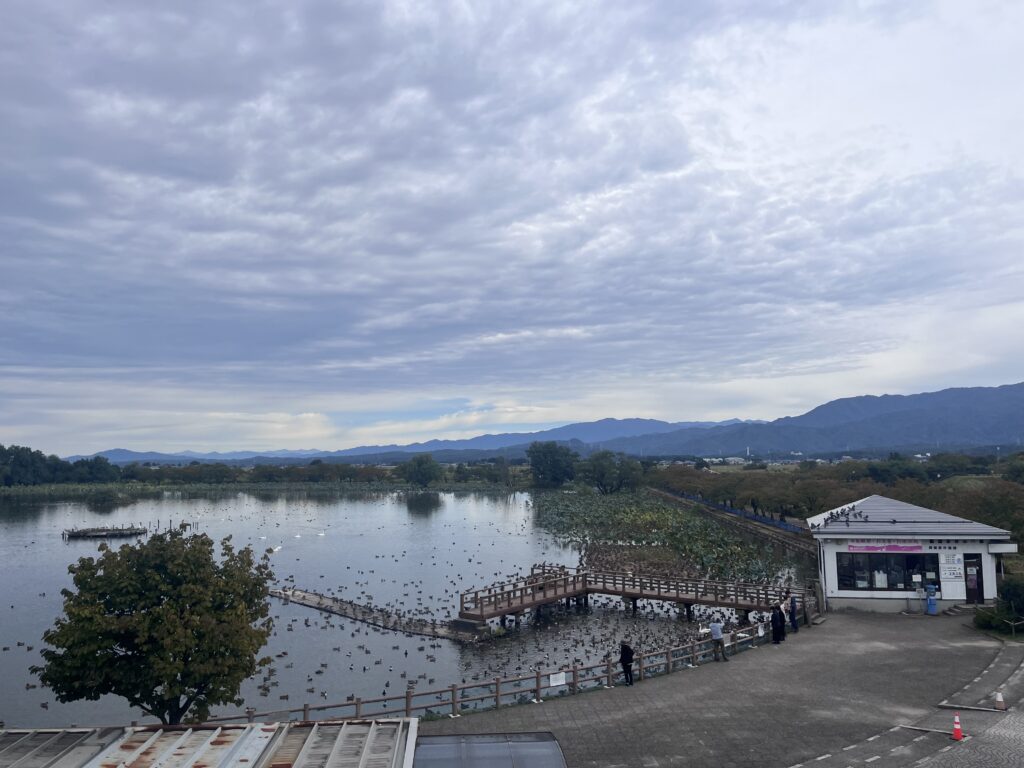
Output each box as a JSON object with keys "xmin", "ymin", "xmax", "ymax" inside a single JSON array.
[{"xmin": 709, "ymin": 617, "xmax": 728, "ymax": 661}]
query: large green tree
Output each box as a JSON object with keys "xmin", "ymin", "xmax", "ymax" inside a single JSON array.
[
  {"xmin": 527, "ymin": 441, "xmax": 577, "ymax": 487},
  {"xmin": 396, "ymin": 453, "xmax": 443, "ymax": 487},
  {"xmin": 577, "ymin": 450, "xmax": 643, "ymax": 494},
  {"xmin": 33, "ymin": 528, "xmax": 274, "ymax": 724}
]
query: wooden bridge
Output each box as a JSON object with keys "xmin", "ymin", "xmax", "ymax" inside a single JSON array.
[
  {"xmin": 459, "ymin": 564, "xmax": 803, "ymax": 623},
  {"xmin": 270, "ymin": 588, "xmax": 481, "ymax": 643}
]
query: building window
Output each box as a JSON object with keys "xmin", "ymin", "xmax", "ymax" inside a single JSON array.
[{"xmin": 836, "ymin": 553, "xmax": 940, "ymax": 591}]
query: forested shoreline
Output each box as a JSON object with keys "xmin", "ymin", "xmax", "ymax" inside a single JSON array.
[
  {"xmin": 4, "ymin": 442, "xmax": 1023, "ymax": 546},
  {"xmin": 651, "ymin": 454, "xmax": 1024, "ymax": 544}
]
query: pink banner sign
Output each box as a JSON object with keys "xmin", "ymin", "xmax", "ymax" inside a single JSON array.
[{"xmin": 847, "ymin": 544, "xmax": 923, "ymax": 553}]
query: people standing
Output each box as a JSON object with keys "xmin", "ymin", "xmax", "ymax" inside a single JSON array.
[
  {"xmin": 770, "ymin": 604, "xmax": 786, "ymax": 644},
  {"xmin": 787, "ymin": 590, "xmax": 799, "ymax": 632},
  {"xmin": 709, "ymin": 617, "xmax": 728, "ymax": 661},
  {"xmin": 619, "ymin": 640, "xmax": 634, "ymax": 686}
]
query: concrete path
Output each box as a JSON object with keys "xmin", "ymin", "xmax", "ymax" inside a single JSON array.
[{"xmin": 420, "ymin": 613, "xmax": 1013, "ymax": 768}]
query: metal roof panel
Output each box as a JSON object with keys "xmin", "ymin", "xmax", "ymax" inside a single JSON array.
[{"xmin": 806, "ymin": 495, "xmax": 1012, "ymax": 538}]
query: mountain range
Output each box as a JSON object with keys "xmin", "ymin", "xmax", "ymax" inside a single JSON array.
[
  {"xmin": 66, "ymin": 418, "xmax": 746, "ymax": 465},
  {"xmin": 66, "ymin": 382, "xmax": 1024, "ymax": 465}
]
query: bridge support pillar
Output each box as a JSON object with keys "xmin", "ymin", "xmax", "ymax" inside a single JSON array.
[
  {"xmin": 739, "ymin": 609, "xmax": 751, "ymax": 626},
  {"xmin": 679, "ymin": 603, "xmax": 694, "ymax": 622},
  {"xmin": 631, "ymin": 597, "xmax": 638, "ymax": 616}
]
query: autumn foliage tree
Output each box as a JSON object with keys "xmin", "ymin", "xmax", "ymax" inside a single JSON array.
[{"xmin": 33, "ymin": 527, "xmax": 274, "ymax": 724}]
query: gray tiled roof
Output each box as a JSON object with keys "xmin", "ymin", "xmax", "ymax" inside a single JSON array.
[{"xmin": 805, "ymin": 495, "xmax": 1012, "ymax": 539}]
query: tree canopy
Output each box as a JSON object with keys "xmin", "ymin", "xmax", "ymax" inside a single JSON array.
[
  {"xmin": 33, "ymin": 527, "xmax": 274, "ymax": 724},
  {"xmin": 576, "ymin": 450, "xmax": 643, "ymax": 494},
  {"xmin": 526, "ymin": 441, "xmax": 578, "ymax": 487},
  {"xmin": 1, "ymin": 444, "xmax": 119, "ymax": 486},
  {"xmin": 396, "ymin": 453, "xmax": 443, "ymax": 487}
]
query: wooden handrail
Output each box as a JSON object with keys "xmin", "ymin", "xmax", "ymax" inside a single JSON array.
[{"xmin": 461, "ymin": 568, "xmax": 804, "ymax": 620}]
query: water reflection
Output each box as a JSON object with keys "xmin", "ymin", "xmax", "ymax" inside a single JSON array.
[
  {"xmin": 0, "ymin": 489, "xmax": 575, "ymax": 728},
  {"xmin": 406, "ymin": 492, "xmax": 443, "ymax": 516}
]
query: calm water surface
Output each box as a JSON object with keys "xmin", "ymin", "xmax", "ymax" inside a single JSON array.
[{"xmin": 0, "ymin": 490, "xmax": 584, "ymax": 727}]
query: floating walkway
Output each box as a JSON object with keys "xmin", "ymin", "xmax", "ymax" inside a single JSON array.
[
  {"xmin": 459, "ymin": 564, "xmax": 804, "ymax": 623},
  {"xmin": 269, "ymin": 588, "xmax": 481, "ymax": 643}
]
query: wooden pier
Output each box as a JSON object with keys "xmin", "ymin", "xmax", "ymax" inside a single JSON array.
[
  {"xmin": 272, "ymin": 565, "xmax": 804, "ymax": 640},
  {"xmin": 459, "ymin": 564, "xmax": 803, "ymax": 623},
  {"xmin": 62, "ymin": 525, "xmax": 148, "ymax": 540},
  {"xmin": 270, "ymin": 588, "xmax": 482, "ymax": 643}
]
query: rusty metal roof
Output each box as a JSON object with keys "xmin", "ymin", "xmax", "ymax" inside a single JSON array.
[{"xmin": 0, "ymin": 721, "xmax": 415, "ymax": 768}]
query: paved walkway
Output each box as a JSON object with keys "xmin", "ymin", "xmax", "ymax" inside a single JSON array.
[{"xmin": 420, "ymin": 614, "xmax": 1015, "ymax": 768}]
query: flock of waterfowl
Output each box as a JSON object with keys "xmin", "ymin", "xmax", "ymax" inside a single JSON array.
[{"xmin": 1, "ymin": 489, "xmax": 786, "ymax": 723}]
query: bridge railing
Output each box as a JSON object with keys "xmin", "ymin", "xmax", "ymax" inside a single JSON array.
[
  {"xmin": 461, "ymin": 569, "xmax": 805, "ymax": 618},
  {"xmin": 204, "ymin": 619, "xmax": 777, "ymax": 724},
  {"xmin": 584, "ymin": 571, "xmax": 799, "ymax": 609},
  {"xmin": 460, "ymin": 573, "xmax": 589, "ymax": 616}
]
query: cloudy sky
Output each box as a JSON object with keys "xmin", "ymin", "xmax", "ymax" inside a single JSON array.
[{"xmin": 2, "ymin": 1, "xmax": 1023, "ymax": 456}]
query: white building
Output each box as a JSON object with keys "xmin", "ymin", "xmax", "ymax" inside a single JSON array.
[{"xmin": 807, "ymin": 495, "xmax": 1018, "ymax": 612}]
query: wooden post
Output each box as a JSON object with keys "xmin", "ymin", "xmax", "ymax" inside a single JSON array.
[
  {"xmin": 494, "ymin": 677, "xmax": 501, "ymax": 709},
  {"xmin": 405, "ymin": 688, "xmax": 413, "ymax": 717},
  {"xmin": 450, "ymin": 685, "xmax": 458, "ymax": 717},
  {"xmin": 302, "ymin": 702, "xmax": 310, "ymax": 721},
  {"xmin": 606, "ymin": 659, "xmax": 614, "ymax": 687},
  {"xmin": 534, "ymin": 668, "xmax": 543, "ymax": 702},
  {"xmin": 637, "ymin": 652, "xmax": 645, "ymax": 681},
  {"xmin": 355, "ymin": 698, "xmax": 362, "ymax": 718},
  {"xmin": 571, "ymin": 666, "xmax": 579, "ymax": 694},
  {"xmin": 245, "ymin": 707, "xmax": 255, "ymax": 723},
  {"xmin": 690, "ymin": 641, "xmax": 697, "ymax": 666}
]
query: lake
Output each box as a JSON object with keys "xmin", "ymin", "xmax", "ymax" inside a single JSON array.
[
  {"xmin": 5, "ymin": 488, "xmax": 738, "ymax": 727},
  {"xmin": 1, "ymin": 488, "xmax": 801, "ymax": 728}
]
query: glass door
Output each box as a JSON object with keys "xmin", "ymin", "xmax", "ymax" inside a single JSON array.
[{"xmin": 964, "ymin": 554, "xmax": 983, "ymax": 604}]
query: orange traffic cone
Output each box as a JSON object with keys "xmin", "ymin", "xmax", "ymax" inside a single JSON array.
[
  {"xmin": 994, "ymin": 690, "xmax": 1006, "ymax": 711},
  {"xmin": 951, "ymin": 712, "xmax": 963, "ymax": 741}
]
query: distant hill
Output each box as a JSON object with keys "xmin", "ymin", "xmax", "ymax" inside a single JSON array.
[
  {"xmin": 65, "ymin": 383, "xmax": 1024, "ymax": 466},
  {"xmin": 324, "ymin": 417, "xmax": 745, "ymax": 456},
  {"xmin": 65, "ymin": 418, "xmax": 752, "ymax": 465},
  {"xmin": 602, "ymin": 382, "xmax": 1024, "ymax": 457}
]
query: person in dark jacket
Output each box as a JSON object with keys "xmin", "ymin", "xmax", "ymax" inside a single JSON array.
[
  {"xmin": 787, "ymin": 590, "xmax": 799, "ymax": 632},
  {"xmin": 770, "ymin": 604, "xmax": 786, "ymax": 644},
  {"xmin": 619, "ymin": 640, "xmax": 634, "ymax": 685}
]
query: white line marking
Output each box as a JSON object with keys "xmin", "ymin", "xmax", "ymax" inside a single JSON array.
[
  {"xmin": 815, "ymin": 755, "xmax": 831, "ymax": 761},
  {"xmin": 867, "ymin": 735, "xmax": 879, "ymax": 742},
  {"xmin": 865, "ymin": 757, "xmax": 880, "ymax": 763},
  {"xmin": 842, "ymin": 745, "xmax": 856, "ymax": 751},
  {"xmin": 913, "ymin": 735, "xmax": 927, "ymax": 742}
]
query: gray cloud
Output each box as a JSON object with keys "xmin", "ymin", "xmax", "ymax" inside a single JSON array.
[{"xmin": 2, "ymin": 1, "xmax": 1023, "ymax": 453}]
